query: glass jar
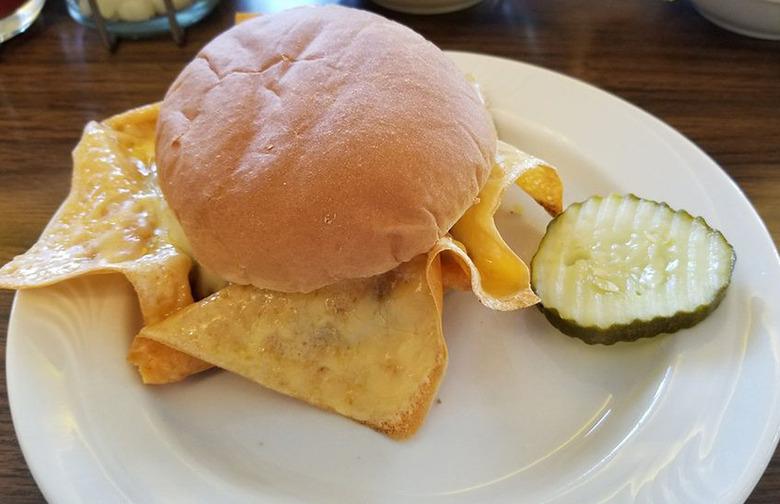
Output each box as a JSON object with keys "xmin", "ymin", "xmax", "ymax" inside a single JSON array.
[
  {"xmin": 65, "ymin": 0, "xmax": 218, "ymax": 37},
  {"xmin": 0, "ymin": 0, "xmax": 45, "ymax": 42}
]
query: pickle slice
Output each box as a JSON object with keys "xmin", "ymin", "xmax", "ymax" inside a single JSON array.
[{"xmin": 530, "ymin": 194, "xmax": 735, "ymax": 344}]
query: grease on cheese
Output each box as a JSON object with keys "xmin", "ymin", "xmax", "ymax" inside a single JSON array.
[
  {"xmin": 0, "ymin": 104, "xmax": 189, "ymax": 320},
  {"xmin": 0, "ymin": 104, "xmax": 210, "ymax": 383}
]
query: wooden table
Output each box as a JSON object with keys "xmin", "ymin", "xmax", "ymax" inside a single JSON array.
[{"xmin": 1, "ymin": 0, "xmax": 778, "ymax": 501}]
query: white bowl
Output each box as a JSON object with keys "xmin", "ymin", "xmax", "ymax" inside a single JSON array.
[
  {"xmin": 369, "ymin": 0, "xmax": 483, "ymax": 14},
  {"xmin": 689, "ymin": 0, "xmax": 780, "ymax": 39}
]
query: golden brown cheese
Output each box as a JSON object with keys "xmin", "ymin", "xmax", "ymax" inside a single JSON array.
[
  {"xmin": 139, "ymin": 254, "xmax": 446, "ymax": 439},
  {"xmin": 0, "ymin": 104, "xmax": 210, "ymax": 382},
  {"xmin": 445, "ymin": 140, "xmax": 563, "ymax": 310}
]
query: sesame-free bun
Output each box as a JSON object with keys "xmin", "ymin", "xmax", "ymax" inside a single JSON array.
[{"xmin": 156, "ymin": 5, "xmax": 496, "ymax": 292}]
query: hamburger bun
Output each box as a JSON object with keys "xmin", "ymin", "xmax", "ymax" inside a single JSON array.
[{"xmin": 156, "ymin": 5, "xmax": 497, "ymax": 292}]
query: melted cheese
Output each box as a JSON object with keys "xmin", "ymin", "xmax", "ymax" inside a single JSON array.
[
  {"xmin": 0, "ymin": 104, "xmax": 187, "ymax": 319},
  {"xmin": 140, "ymin": 254, "xmax": 446, "ymax": 439},
  {"xmin": 0, "ymin": 104, "xmax": 210, "ymax": 383},
  {"xmin": 445, "ymin": 140, "xmax": 563, "ymax": 310}
]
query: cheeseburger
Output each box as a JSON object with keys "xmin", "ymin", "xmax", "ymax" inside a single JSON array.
[{"xmin": 0, "ymin": 5, "xmax": 561, "ymax": 439}]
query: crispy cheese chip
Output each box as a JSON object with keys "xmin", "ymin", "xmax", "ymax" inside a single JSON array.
[
  {"xmin": 516, "ymin": 162, "xmax": 563, "ymax": 217},
  {"xmin": 0, "ymin": 104, "xmax": 210, "ymax": 382},
  {"xmin": 139, "ymin": 254, "xmax": 447, "ymax": 439},
  {"xmin": 443, "ymin": 140, "xmax": 563, "ymax": 310}
]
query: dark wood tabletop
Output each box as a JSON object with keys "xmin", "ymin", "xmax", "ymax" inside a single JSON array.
[{"xmin": 1, "ymin": 0, "xmax": 779, "ymax": 502}]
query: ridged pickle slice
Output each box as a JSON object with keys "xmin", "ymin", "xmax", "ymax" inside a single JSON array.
[{"xmin": 530, "ymin": 194, "xmax": 735, "ymax": 344}]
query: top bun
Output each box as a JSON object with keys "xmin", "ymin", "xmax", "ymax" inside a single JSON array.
[{"xmin": 156, "ymin": 5, "xmax": 496, "ymax": 292}]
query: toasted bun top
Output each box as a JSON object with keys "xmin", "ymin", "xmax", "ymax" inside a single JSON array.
[{"xmin": 156, "ymin": 5, "xmax": 496, "ymax": 292}]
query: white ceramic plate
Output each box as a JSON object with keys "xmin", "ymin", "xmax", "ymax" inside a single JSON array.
[{"xmin": 8, "ymin": 52, "xmax": 780, "ymax": 504}]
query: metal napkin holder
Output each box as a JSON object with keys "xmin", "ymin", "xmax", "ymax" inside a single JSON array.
[{"xmin": 85, "ymin": 0, "xmax": 185, "ymax": 50}]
